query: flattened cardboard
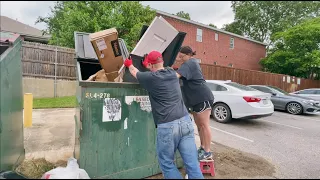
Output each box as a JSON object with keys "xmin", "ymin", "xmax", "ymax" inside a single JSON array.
[
  {"xmin": 106, "ymin": 71, "xmax": 119, "ymax": 82},
  {"xmin": 114, "ymin": 68, "xmax": 125, "ymax": 83},
  {"xmin": 86, "ymin": 69, "xmax": 109, "ymax": 82},
  {"xmin": 89, "ymin": 28, "xmax": 123, "ymax": 77}
]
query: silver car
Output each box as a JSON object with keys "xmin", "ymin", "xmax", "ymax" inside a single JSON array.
[
  {"xmin": 248, "ymin": 85, "xmax": 320, "ymax": 115},
  {"xmin": 290, "ymin": 88, "xmax": 320, "ymax": 101}
]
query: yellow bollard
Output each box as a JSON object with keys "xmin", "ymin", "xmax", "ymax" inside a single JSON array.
[{"xmin": 24, "ymin": 93, "xmax": 33, "ymax": 128}]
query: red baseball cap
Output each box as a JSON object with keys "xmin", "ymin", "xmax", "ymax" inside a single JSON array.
[{"xmin": 145, "ymin": 51, "xmax": 164, "ymax": 64}]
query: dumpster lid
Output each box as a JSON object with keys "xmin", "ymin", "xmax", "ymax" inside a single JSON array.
[
  {"xmin": 74, "ymin": 32, "xmax": 98, "ymax": 60},
  {"xmin": 0, "ymin": 31, "xmax": 20, "ymax": 45},
  {"xmin": 0, "ymin": 32, "xmax": 21, "ymax": 56}
]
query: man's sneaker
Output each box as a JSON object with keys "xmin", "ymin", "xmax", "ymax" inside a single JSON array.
[{"xmin": 198, "ymin": 151, "xmax": 213, "ymax": 161}]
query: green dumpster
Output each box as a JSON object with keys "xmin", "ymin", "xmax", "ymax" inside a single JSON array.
[
  {"xmin": 0, "ymin": 32, "xmax": 25, "ymax": 171},
  {"xmin": 73, "ymin": 32, "xmax": 185, "ymax": 179}
]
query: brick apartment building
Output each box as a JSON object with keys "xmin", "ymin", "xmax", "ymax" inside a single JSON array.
[{"xmin": 155, "ymin": 9, "xmax": 267, "ymax": 71}]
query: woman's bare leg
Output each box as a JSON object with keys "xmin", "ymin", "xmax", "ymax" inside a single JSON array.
[
  {"xmin": 193, "ymin": 114, "xmax": 204, "ymax": 148},
  {"xmin": 193, "ymin": 109, "xmax": 212, "ymax": 153}
]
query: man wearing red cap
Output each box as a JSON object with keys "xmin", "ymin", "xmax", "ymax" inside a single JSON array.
[{"xmin": 124, "ymin": 51, "xmax": 204, "ymax": 179}]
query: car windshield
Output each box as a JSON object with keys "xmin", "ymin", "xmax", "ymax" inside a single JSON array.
[
  {"xmin": 226, "ymin": 82, "xmax": 257, "ymax": 91},
  {"xmin": 267, "ymin": 86, "xmax": 289, "ymax": 95}
]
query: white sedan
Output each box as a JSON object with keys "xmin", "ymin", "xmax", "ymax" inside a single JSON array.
[{"xmin": 206, "ymin": 80, "xmax": 274, "ymax": 123}]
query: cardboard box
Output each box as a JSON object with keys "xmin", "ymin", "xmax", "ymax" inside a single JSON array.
[
  {"xmin": 86, "ymin": 69, "xmax": 109, "ymax": 82},
  {"xmin": 89, "ymin": 28, "xmax": 123, "ymax": 81}
]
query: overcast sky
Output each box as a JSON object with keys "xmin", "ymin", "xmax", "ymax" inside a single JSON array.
[{"xmin": 0, "ymin": 1, "xmax": 234, "ymax": 30}]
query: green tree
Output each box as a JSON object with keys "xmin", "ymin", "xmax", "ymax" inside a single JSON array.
[
  {"xmin": 208, "ymin": 23, "xmax": 217, "ymax": 28},
  {"xmin": 36, "ymin": 1, "xmax": 156, "ymax": 51},
  {"xmin": 231, "ymin": 1, "xmax": 320, "ymax": 46},
  {"xmin": 260, "ymin": 18, "xmax": 320, "ymax": 80},
  {"xmin": 221, "ymin": 21, "xmax": 244, "ymax": 36},
  {"xmin": 175, "ymin": 11, "xmax": 191, "ymax": 20}
]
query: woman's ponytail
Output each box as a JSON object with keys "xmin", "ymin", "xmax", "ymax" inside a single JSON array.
[{"xmin": 180, "ymin": 46, "xmax": 195, "ymax": 56}]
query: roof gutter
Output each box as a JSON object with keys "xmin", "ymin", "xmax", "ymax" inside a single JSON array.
[
  {"xmin": 23, "ymin": 35, "xmax": 50, "ymax": 43},
  {"xmin": 0, "ymin": 30, "xmax": 50, "ymax": 43}
]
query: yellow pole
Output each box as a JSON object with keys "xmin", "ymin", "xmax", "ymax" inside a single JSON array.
[{"xmin": 24, "ymin": 93, "xmax": 33, "ymax": 128}]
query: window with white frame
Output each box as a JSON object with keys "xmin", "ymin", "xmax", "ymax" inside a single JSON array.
[
  {"xmin": 228, "ymin": 63, "xmax": 233, "ymax": 67},
  {"xmin": 230, "ymin": 37, "xmax": 234, "ymax": 49},
  {"xmin": 214, "ymin": 62, "xmax": 218, "ymax": 65},
  {"xmin": 196, "ymin": 28, "xmax": 202, "ymax": 42},
  {"xmin": 215, "ymin": 33, "xmax": 219, "ymax": 41}
]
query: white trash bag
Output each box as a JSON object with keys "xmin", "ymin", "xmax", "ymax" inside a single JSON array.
[{"xmin": 41, "ymin": 157, "xmax": 90, "ymax": 179}]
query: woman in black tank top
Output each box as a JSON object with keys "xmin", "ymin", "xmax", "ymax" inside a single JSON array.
[{"xmin": 175, "ymin": 46, "xmax": 214, "ymax": 161}]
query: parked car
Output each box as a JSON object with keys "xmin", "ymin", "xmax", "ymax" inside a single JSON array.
[
  {"xmin": 290, "ymin": 88, "xmax": 320, "ymax": 101},
  {"xmin": 248, "ymin": 85, "xmax": 320, "ymax": 115},
  {"xmin": 206, "ymin": 80, "xmax": 274, "ymax": 123}
]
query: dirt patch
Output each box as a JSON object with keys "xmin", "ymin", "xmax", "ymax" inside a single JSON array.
[
  {"xmin": 15, "ymin": 143, "xmax": 275, "ymax": 179},
  {"xmin": 15, "ymin": 158, "xmax": 67, "ymax": 179},
  {"xmin": 210, "ymin": 142, "xmax": 275, "ymax": 179},
  {"xmin": 146, "ymin": 142, "xmax": 276, "ymax": 179}
]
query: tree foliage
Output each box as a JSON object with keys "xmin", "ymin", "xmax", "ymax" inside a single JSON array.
[
  {"xmin": 231, "ymin": 1, "xmax": 320, "ymax": 45},
  {"xmin": 260, "ymin": 18, "xmax": 320, "ymax": 80},
  {"xmin": 221, "ymin": 21, "xmax": 243, "ymax": 36},
  {"xmin": 208, "ymin": 23, "xmax": 217, "ymax": 28},
  {"xmin": 36, "ymin": 1, "xmax": 156, "ymax": 51},
  {"xmin": 175, "ymin": 11, "xmax": 191, "ymax": 20}
]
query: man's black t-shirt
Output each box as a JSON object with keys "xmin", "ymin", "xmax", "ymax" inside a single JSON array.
[{"xmin": 137, "ymin": 68, "xmax": 189, "ymax": 126}]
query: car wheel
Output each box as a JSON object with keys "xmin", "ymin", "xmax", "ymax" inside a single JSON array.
[
  {"xmin": 286, "ymin": 102, "xmax": 303, "ymax": 115},
  {"xmin": 212, "ymin": 103, "xmax": 232, "ymax": 123}
]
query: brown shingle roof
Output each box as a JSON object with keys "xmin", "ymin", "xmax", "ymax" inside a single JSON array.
[{"xmin": 0, "ymin": 15, "xmax": 48, "ymax": 37}]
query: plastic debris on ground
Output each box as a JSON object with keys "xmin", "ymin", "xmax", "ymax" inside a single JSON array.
[{"xmin": 41, "ymin": 157, "xmax": 90, "ymax": 179}]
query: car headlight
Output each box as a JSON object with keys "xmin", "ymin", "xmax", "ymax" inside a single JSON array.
[{"xmin": 302, "ymin": 100, "xmax": 314, "ymax": 106}]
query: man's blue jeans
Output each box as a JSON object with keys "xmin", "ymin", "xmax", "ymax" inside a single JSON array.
[{"xmin": 156, "ymin": 115, "xmax": 204, "ymax": 179}]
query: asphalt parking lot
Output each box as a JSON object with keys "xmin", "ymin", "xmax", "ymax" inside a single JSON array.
[{"xmin": 208, "ymin": 111, "xmax": 320, "ymax": 179}]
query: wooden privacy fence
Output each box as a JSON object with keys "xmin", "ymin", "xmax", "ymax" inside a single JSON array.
[
  {"xmin": 175, "ymin": 61, "xmax": 320, "ymax": 93},
  {"xmin": 21, "ymin": 41, "xmax": 76, "ymax": 80}
]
